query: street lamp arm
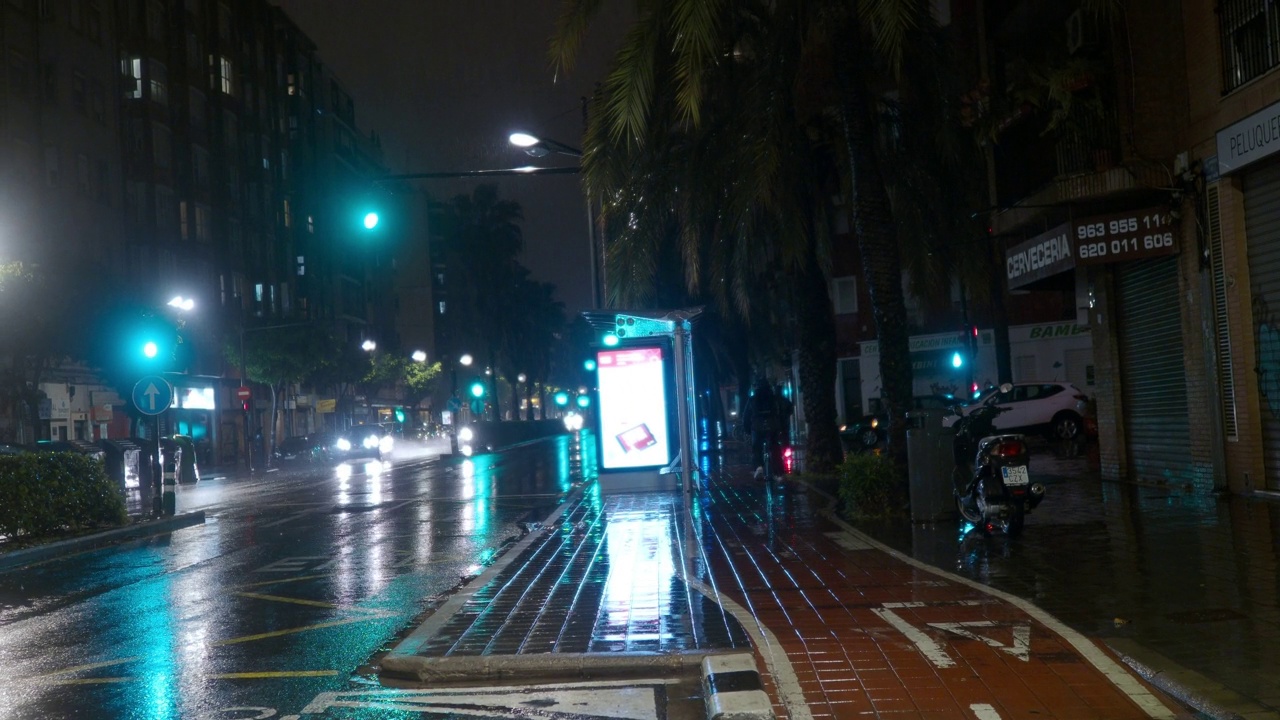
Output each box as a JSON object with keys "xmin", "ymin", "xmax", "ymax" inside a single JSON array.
[{"xmin": 375, "ymin": 166, "xmax": 580, "ymax": 182}]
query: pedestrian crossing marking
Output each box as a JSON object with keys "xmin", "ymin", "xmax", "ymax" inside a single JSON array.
[
  {"xmin": 301, "ymin": 680, "xmax": 674, "ymax": 719},
  {"xmin": 825, "ymin": 531, "xmax": 874, "ymax": 550}
]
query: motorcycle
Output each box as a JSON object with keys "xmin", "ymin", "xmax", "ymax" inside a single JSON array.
[{"xmin": 949, "ymin": 387, "xmax": 1045, "ymax": 536}]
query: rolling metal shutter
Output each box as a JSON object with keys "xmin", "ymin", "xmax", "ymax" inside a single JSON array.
[
  {"xmin": 1117, "ymin": 256, "xmax": 1193, "ymax": 483},
  {"xmin": 1244, "ymin": 162, "xmax": 1280, "ymax": 491}
]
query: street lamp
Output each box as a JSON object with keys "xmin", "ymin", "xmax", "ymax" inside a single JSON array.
[
  {"xmin": 362, "ymin": 339, "xmax": 377, "ymax": 352},
  {"xmin": 412, "ymin": 350, "xmax": 427, "ymax": 363},
  {"xmin": 460, "ymin": 353, "xmax": 473, "ymax": 367},
  {"xmin": 509, "ymin": 132, "xmax": 598, "ymax": 309},
  {"xmin": 167, "ymin": 295, "xmax": 196, "ymax": 311}
]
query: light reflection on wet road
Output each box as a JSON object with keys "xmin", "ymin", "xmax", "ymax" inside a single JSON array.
[{"xmin": 0, "ymin": 435, "xmax": 584, "ymax": 720}]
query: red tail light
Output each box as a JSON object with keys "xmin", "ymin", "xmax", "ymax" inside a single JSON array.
[
  {"xmin": 993, "ymin": 439, "xmax": 1025, "ymax": 457},
  {"xmin": 782, "ymin": 446, "xmax": 794, "ymax": 473}
]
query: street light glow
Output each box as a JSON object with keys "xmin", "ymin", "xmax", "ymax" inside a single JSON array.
[
  {"xmin": 460, "ymin": 354, "xmax": 473, "ymax": 366},
  {"xmin": 143, "ymin": 341, "xmax": 158, "ymax": 358},
  {"xmin": 517, "ymin": 373, "xmax": 527, "ymax": 383},
  {"xmin": 167, "ymin": 296, "xmax": 195, "ymax": 311},
  {"xmin": 362, "ymin": 339, "xmax": 377, "ymax": 352},
  {"xmin": 412, "ymin": 350, "xmax": 427, "ymax": 363},
  {"xmin": 363, "ymin": 212, "xmax": 380, "ymax": 230},
  {"xmin": 508, "ymin": 132, "xmax": 540, "ymax": 147}
]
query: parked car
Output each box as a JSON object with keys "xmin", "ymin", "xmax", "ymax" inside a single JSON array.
[
  {"xmin": 947, "ymin": 381, "xmax": 1089, "ymax": 440},
  {"xmin": 841, "ymin": 394, "xmax": 958, "ymax": 452},
  {"xmin": 34, "ymin": 439, "xmax": 106, "ymax": 463}
]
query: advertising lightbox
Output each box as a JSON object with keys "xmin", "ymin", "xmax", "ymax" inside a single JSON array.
[{"xmin": 596, "ymin": 345, "xmax": 672, "ymax": 470}]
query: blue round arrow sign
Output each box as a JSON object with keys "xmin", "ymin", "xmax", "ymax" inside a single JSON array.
[{"xmin": 132, "ymin": 375, "xmax": 174, "ymax": 416}]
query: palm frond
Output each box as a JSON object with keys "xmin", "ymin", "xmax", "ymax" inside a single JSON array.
[{"xmin": 550, "ymin": 0, "xmax": 609, "ymax": 77}]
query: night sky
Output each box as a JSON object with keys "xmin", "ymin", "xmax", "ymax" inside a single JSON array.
[{"xmin": 274, "ymin": 1, "xmax": 628, "ymax": 314}]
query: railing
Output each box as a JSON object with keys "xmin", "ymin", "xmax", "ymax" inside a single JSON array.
[{"xmin": 1220, "ymin": 0, "xmax": 1280, "ymax": 93}]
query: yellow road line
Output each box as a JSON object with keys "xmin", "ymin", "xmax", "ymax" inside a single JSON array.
[
  {"xmin": 212, "ymin": 612, "xmax": 392, "ymax": 646},
  {"xmin": 235, "ymin": 592, "xmax": 340, "ymax": 609},
  {"xmin": 48, "ymin": 677, "xmax": 132, "ymax": 685},
  {"xmin": 35, "ymin": 657, "xmax": 140, "ymax": 678},
  {"xmin": 236, "ymin": 574, "xmax": 330, "ymax": 589},
  {"xmin": 210, "ymin": 670, "xmax": 339, "ymax": 679}
]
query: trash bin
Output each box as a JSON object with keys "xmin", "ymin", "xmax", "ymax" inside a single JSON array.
[
  {"xmin": 98, "ymin": 439, "xmax": 142, "ymax": 491},
  {"xmin": 905, "ymin": 408, "xmax": 956, "ymax": 522}
]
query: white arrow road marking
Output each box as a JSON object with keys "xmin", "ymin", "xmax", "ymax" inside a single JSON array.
[
  {"xmin": 301, "ymin": 681, "xmax": 673, "ymax": 719},
  {"xmin": 970, "ymin": 703, "xmax": 1005, "ymax": 719},
  {"xmin": 928, "ymin": 621, "xmax": 1031, "ymax": 661},
  {"xmin": 871, "ymin": 607, "xmax": 955, "ymax": 668}
]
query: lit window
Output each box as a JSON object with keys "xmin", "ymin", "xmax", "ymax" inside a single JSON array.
[
  {"xmin": 122, "ymin": 57, "xmax": 142, "ymax": 99},
  {"xmin": 148, "ymin": 60, "xmax": 167, "ymax": 106},
  {"xmin": 438, "ymin": 301, "xmax": 446, "ymax": 314}
]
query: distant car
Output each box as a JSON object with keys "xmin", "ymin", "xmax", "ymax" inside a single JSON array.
[
  {"xmin": 274, "ymin": 435, "xmax": 320, "ymax": 464},
  {"xmin": 320, "ymin": 425, "xmax": 393, "ymax": 462},
  {"xmin": 0, "ymin": 443, "xmax": 32, "ymax": 456},
  {"xmin": 841, "ymin": 394, "xmax": 958, "ymax": 452},
  {"xmin": 947, "ymin": 382, "xmax": 1089, "ymax": 440}
]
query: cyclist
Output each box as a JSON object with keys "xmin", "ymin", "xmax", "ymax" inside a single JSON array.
[{"xmin": 743, "ymin": 378, "xmax": 778, "ymax": 480}]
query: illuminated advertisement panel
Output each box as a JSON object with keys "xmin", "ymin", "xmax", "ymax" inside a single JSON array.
[{"xmin": 596, "ymin": 345, "xmax": 671, "ymax": 470}]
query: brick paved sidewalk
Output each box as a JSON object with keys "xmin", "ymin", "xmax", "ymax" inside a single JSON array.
[{"xmin": 382, "ymin": 460, "xmax": 1193, "ymax": 719}]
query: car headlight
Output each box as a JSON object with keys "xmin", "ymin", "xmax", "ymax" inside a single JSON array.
[
  {"xmin": 870, "ymin": 418, "xmax": 879, "ymax": 429},
  {"xmin": 335, "ymin": 438, "xmax": 352, "ymax": 452},
  {"xmin": 379, "ymin": 435, "xmax": 394, "ymax": 452},
  {"xmin": 362, "ymin": 434, "xmax": 379, "ymax": 449},
  {"xmin": 458, "ymin": 427, "xmax": 474, "ymax": 442}
]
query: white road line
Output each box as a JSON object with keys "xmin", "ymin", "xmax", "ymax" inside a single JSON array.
[
  {"xmin": 685, "ymin": 577, "xmax": 813, "ymax": 720},
  {"xmin": 821, "ymin": 523, "xmax": 1176, "ymax": 719},
  {"xmin": 871, "ymin": 607, "xmax": 955, "ymax": 668},
  {"xmin": 970, "ymin": 703, "xmax": 1004, "ymax": 720}
]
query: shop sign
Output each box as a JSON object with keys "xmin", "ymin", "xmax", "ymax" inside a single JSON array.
[
  {"xmin": 316, "ymin": 398, "xmax": 336, "ymax": 413},
  {"xmin": 1005, "ymin": 207, "xmax": 1177, "ymax": 289},
  {"xmin": 1216, "ymin": 100, "xmax": 1280, "ymax": 175},
  {"xmin": 1007, "ymin": 223, "xmax": 1073, "ymax": 288},
  {"xmin": 861, "ymin": 331, "xmax": 967, "ymax": 357},
  {"xmin": 92, "ymin": 404, "xmax": 114, "ymax": 421}
]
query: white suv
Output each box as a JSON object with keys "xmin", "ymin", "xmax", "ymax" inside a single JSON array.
[{"xmin": 953, "ymin": 382, "xmax": 1089, "ymax": 440}]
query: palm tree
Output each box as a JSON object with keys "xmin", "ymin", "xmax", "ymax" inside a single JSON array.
[
  {"xmin": 552, "ymin": 0, "xmax": 931, "ymax": 471},
  {"xmin": 435, "ymin": 184, "xmax": 525, "ymax": 421}
]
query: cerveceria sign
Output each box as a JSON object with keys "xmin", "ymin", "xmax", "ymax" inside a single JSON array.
[{"xmin": 1006, "ymin": 207, "xmax": 1177, "ymax": 289}]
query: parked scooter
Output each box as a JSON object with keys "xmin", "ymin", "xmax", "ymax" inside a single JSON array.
[{"xmin": 950, "ymin": 385, "xmax": 1045, "ymax": 536}]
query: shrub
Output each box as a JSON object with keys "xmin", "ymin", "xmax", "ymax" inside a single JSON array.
[
  {"xmin": 836, "ymin": 453, "xmax": 908, "ymax": 521},
  {"xmin": 0, "ymin": 452, "xmax": 128, "ymax": 539}
]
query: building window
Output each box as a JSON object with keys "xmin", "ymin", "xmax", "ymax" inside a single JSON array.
[
  {"xmin": 217, "ymin": 2, "xmax": 232, "ymax": 41},
  {"xmin": 195, "ymin": 204, "xmax": 211, "ymax": 242},
  {"xmin": 832, "ymin": 276, "xmax": 858, "ymax": 315},
  {"xmin": 40, "ymin": 62, "xmax": 56, "ymax": 105},
  {"xmin": 192, "ymin": 146, "xmax": 210, "ymax": 189},
  {"xmin": 282, "ymin": 199, "xmax": 292, "ymax": 227},
  {"xmin": 90, "ymin": 79, "xmax": 105, "ymax": 122},
  {"xmin": 152, "ymin": 123, "xmax": 171, "ymax": 168},
  {"xmin": 146, "ymin": 0, "xmax": 166, "ymax": 42},
  {"xmin": 306, "ymin": 215, "xmax": 314, "ymax": 233},
  {"xmin": 1220, "ymin": 0, "xmax": 1280, "ymax": 92},
  {"xmin": 212, "ymin": 55, "xmax": 233, "ymax": 95},
  {"xmin": 122, "ymin": 58, "xmax": 142, "ymax": 99},
  {"xmin": 156, "ymin": 186, "xmax": 175, "ymax": 231},
  {"xmin": 43, "ymin": 145, "xmax": 59, "ymax": 187},
  {"xmin": 9, "ymin": 51, "xmax": 30, "ymax": 99},
  {"xmin": 76, "ymin": 154, "xmax": 89, "ymax": 195},
  {"xmin": 71, "ymin": 72, "xmax": 86, "ymax": 114},
  {"xmin": 179, "ymin": 200, "xmax": 190, "ymax": 239},
  {"xmin": 189, "ymin": 89, "xmax": 206, "ymax": 130},
  {"xmin": 148, "ymin": 60, "xmax": 167, "ymax": 107},
  {"xmin": 438, "ymin": 301, "xmax": 446, "ymax": 315}
]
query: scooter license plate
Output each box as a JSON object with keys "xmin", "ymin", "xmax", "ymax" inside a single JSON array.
[{"xmin": 1001, "ymin": 465, "xmax": 1030, "ymax": 486}]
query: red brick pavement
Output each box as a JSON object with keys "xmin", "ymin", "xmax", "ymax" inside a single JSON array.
[{"xmin": 698, "ymin": 472, "xmax": 1192, "ymax": 720}]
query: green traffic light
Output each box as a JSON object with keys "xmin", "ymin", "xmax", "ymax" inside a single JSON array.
[
  {"xmin": 584, "ymin": 359, "xmax": 597, "ymax": 371},
  {"xmin": 603, "ymin": 333, "xmax": 619, "ymax": 347},
  {"xmin": 470, "ymin": 381, "xmax": 486, "ymax": 398},
  {"xmin": 143, "ymin": 341, "xmax": 158, "ymax": 358},
  {"xmin": 554, "ymin": 391, "xmax": 569, "ymax": 407},
  {"xmin": 394, "ymin": 408, "xmax": 406, "ymax": 423},
  {"xmin": 363, "ymin": 212, "xmax": 379, "ymax": 230},
  {"xmin": 576, "ymin": 394, "xmax": 590, "ymax": 408},
  {"xmin": 951, "ymin": 351, "xmax": 964, "ymax": 368}
]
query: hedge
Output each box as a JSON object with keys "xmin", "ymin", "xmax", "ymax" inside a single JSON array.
[
  {"xmin": 836, "ymin": 452, "xmax": 908, "ymax": 521},
  {"xmin": 0, "ymin": 452, "xmax": 129, "ymax": 539}
]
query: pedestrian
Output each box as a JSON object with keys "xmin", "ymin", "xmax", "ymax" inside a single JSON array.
[{"xmin": 743, "ymin": 378, "xmax": 777, "ymax": 480}]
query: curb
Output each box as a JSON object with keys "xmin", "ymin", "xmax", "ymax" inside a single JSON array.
[
  {"xmin": 702, "ymin": 654, "xmax": 773, "ymax": 720},
  {"xmin": 380, "ymin": 651, "xmax": 714, "ymax": 684},
  {"xmin": 0, "ymin": 511, "xmax": 207, "ymax": 573},
  {"xmin": 1106, "ymin": 639, "xmax": 1252, "ymax": 720}
]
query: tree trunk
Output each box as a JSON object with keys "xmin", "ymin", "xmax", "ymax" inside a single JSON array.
[
  {"xmin": 489, "ymin": 350, "xmax": 501, "ymax": 421},
  {"xmin": 839, "ymin": 57, "xmax": 913, "ymax": 475},
  {"xmin": 795, "ymin": 254, "xmax": 843, "ymax": 472}
]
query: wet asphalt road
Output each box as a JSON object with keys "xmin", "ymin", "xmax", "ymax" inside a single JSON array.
[{"xmin": 0, "ymin": 436, "xmax": 585, "ymax": 720}]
